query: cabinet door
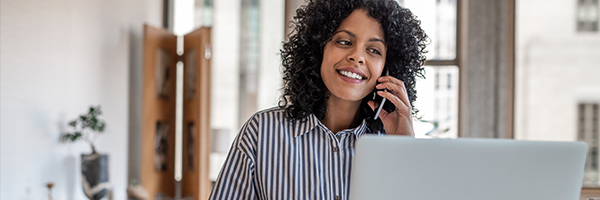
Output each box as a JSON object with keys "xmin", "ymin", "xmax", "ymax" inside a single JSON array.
[
  {"xmin": 141, "ymin": 24, "xmax": 178, "ymax": 199},
  {"xmin": 182, "ymin": 27, "xmax": 212, "ymax": 200}
]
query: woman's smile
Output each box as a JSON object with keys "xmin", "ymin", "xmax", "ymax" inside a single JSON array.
[{"xmin": 337, "ymin": 67, "xmax": 367, "ymax": 83}]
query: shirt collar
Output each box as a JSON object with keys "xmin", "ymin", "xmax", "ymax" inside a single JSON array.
[
  {"xmin": 353, "ymin": 120, "xmax": 369, "ymax": 138},
  {"xmin": 290, "ymin": 113, "xmax": 368, "ymax": 138},
  {"xmin": 290, "ymin": 114, "xmax": 320, "ymax": 138}
]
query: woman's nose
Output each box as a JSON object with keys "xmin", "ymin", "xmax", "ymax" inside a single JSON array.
[
  {"xmin": 348, "ymin": 57, "xmax": 364, "ymax": 64},
  {"xmin": 347, "ymin": 50, "xmax": 365, "ymax": 64}
]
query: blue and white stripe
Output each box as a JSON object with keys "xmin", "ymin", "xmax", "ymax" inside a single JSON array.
[{"xmin": 209, "ymin": 107, "xmax": 371, "ymax": 200}]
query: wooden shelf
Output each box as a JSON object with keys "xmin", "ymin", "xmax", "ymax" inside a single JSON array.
[{"xmin": 141, "ymin": 24, "xmax": 212, "ymax": 200}]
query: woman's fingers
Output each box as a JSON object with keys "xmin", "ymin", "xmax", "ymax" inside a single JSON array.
[
  {"xmin": 377, "ymin": 90, "xmax": 408, "ymax": 111},
  {"xmin": 376, "ymin": 76, "xmax": 411, "ymax": 109},
  {"xmin": 375, "ymin": 82, "xmax": 409, "ymax": 108}
]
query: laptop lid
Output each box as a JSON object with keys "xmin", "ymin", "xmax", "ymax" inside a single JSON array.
[{"xmin": 349, "ymin": 135, "xmax": 587, "ymax": 200}]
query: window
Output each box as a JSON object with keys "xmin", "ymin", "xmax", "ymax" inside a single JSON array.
[
  {"xmin": 435, "ymin": 72, "xmax": 440, "ymax": 90},
  {"xmin": 239, "ymin": 0, "xmax": 261, "ymax": 125},
  {"xmin": 414, "ymin": 66, "xmax": 459, "ymax": 138},
  {"xmin": 447, "ymin": 73, "xmax": 452, "ymax": 90},
  {"xmin": 580, "ymin": 103, "xmax": 600, "ymax": 187},
  {"xmin": 516, "ymin": 0, "xmax": 600, "ymax": 193},
  {"xmin": 402, "ymin": 0, "xmax": 457, "ymax": 60},
  {"xmin": 402, "ymin": 0, "xmax": 459, "ymax": 138},
  {"xmin": 577, "ymin": 0, "xmax": 599, "ymax": 32}
]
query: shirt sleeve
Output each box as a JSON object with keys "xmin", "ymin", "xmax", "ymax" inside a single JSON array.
[
  {"xmin": 209, "ymin": 115, "xmax": 259, "ymax": 200},
  {"xmin": 208, "ymin": 147, "xmax": 256, "ymax": 200}
]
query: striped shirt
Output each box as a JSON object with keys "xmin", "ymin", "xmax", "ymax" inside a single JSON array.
[{"xmin": 209, "ymin": 107, "xmax": 374, "ymax": 200}]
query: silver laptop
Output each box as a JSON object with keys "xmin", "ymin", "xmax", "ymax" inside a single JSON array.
[{"xmin": 349, "ymin": 135, "xmax": 588, "ymax": 200}]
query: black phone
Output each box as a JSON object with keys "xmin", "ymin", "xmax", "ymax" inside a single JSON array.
[{"xmin": 372, "ymin": 69, "xmax": 395, "ymax": 120}]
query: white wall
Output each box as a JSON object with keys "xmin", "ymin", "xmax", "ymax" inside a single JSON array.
[{"xmin": 0, "ymin": 0, "xmax": 162, "ymax": 199}]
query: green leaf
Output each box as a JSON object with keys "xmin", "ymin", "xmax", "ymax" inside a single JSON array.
[
  {"xmin": 66, "ymin": 106, "xmax": 106, "ymax": 141},
  {"xmin": 62, "ymin": 134, "xmax": 73, "ymax": 141},
  {"xmin": 68, "ymin": 120, "xmax": 77, "ymax": 127},
  {"xmin": 98, "ymin": 123, "xmax": 105, "ymax": 132},
  {"xmin": 73, "ymin": 132, "xmax": 82, "ymax": 140},
  {"xmin": 63, "ymin": 132, "xmax": 82, "ymax": 142}
]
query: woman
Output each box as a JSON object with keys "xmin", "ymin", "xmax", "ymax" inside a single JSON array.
[{"xmin": 209, "ymin": 0, "xmax": 427, "ymax": 199}]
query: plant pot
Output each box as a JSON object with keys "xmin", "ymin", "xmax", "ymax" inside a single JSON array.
[{"xmin": 81, "ymin": 153, "xmax": 111, "ymax": 200}]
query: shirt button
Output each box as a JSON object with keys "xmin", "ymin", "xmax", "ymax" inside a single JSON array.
[
  {"xmin": 334, "ymin": 195, "xmax": 341, "ymax": 200},
  {"xmin": 336, "ymin": 135, "xmax": 341, "ymax": 139},
  {"xmin": 333, "ymin": 147, "xmax": 339, "ymax": 152}
]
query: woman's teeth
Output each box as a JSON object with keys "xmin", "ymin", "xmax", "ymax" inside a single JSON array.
[{"xmin": 339, "ymin": 70, "xmax": 364, "ymax": 80}]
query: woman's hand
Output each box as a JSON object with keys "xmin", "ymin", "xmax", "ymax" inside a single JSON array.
[{"xmin": 367, "ymin": 76, "xmax": 415, "ymax": 136}]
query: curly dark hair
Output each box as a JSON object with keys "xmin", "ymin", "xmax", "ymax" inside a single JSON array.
[{"xmin": 279, "ymin": 0, "xmax": 428, "ymax": 123}]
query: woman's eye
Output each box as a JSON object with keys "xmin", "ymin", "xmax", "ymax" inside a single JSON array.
[
  {"xmin": 369, "ymin": 48, "xmax": 381, "ymax": 55},
  {"xmin": 338, "ymin": 40, "xmax": 351, "ymax": 46}
]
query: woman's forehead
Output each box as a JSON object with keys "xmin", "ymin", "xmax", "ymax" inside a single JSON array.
[{"xmin": 335, "ymin": 9, "xmax": 384, "ymax": 41}]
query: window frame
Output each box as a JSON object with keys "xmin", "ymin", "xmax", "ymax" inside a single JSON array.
[{"xmin": 423, "ymin": 0, "xmax": 465, "ymax": 137}]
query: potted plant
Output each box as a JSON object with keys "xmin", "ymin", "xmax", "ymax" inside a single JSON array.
[{"xmin": 63, "ymin": 106, "xmax": 111, "ymax": 200}]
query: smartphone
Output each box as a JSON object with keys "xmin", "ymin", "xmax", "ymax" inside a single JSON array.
[{"xmin": 373, "ymin": 69, "xmax": 389, "ymax": 120}]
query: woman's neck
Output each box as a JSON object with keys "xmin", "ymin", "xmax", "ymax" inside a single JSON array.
[{"xmin": 321, "ymin": 95, "xmax": 362, "ymax": 134}]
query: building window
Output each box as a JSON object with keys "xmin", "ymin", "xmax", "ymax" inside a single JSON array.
[
  {"xmin": 435, "ymin": 72, "xmax": 440, "ymax": 90},
  {"xmin": 447, "ymin": 73, "xmax": 452, "ymax": 90},
  {"xmin": 580, "ymin": 103, "xmax": 600, "ymax": 187},
  {"xmin": 577, "ymin": 0, "xmax": 599, "ymax": 32},
  {"xmin": 405, "ymin": 0, "xmax": 459, "ymax": 139}
]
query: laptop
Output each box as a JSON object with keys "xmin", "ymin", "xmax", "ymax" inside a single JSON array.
[{"xmin": 349, "ymin": 135, "xmax": 588, "ymax": 200}]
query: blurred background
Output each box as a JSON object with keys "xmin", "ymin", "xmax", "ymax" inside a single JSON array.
[{"xmin": 1, "ymin": 0, "xmax": 599, "ymax": 199}]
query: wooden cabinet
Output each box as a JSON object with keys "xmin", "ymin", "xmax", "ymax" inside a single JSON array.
[
  {"xmin": 142, "ymin": 24, "xmax": 212, "ymax": 200},
  {"xmin": 182, "ymin": 27, "xmax": 212, "ymax": 200}
]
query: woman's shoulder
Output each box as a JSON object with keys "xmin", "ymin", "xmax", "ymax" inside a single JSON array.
[
  {"xmin": 246, "ymin": 107, "xmax": 287, "ymax": 123},
  {"xmin": 234, "ymin": 107, "xmax": 290, "ymax": 153},
  {"xmin": 243, "ymin": 107, "xmax": 317, "ymax": 135},
  {"xmin": 254, "ymin": 106, "xmax": 285, "ymax": 115},
  {"xmin": 241, "ymin": 106, "xmax": 317, "ymax": 134}
]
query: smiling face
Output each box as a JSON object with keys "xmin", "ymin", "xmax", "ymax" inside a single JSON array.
[{"xmin": 321, "ymin": 9, "xmax": 387, "ymax": 103}]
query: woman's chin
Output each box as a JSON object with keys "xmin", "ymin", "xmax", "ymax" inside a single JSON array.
[{"xmin": 329, "ymin": 91, "xmax": 370, "ymax": 103}]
